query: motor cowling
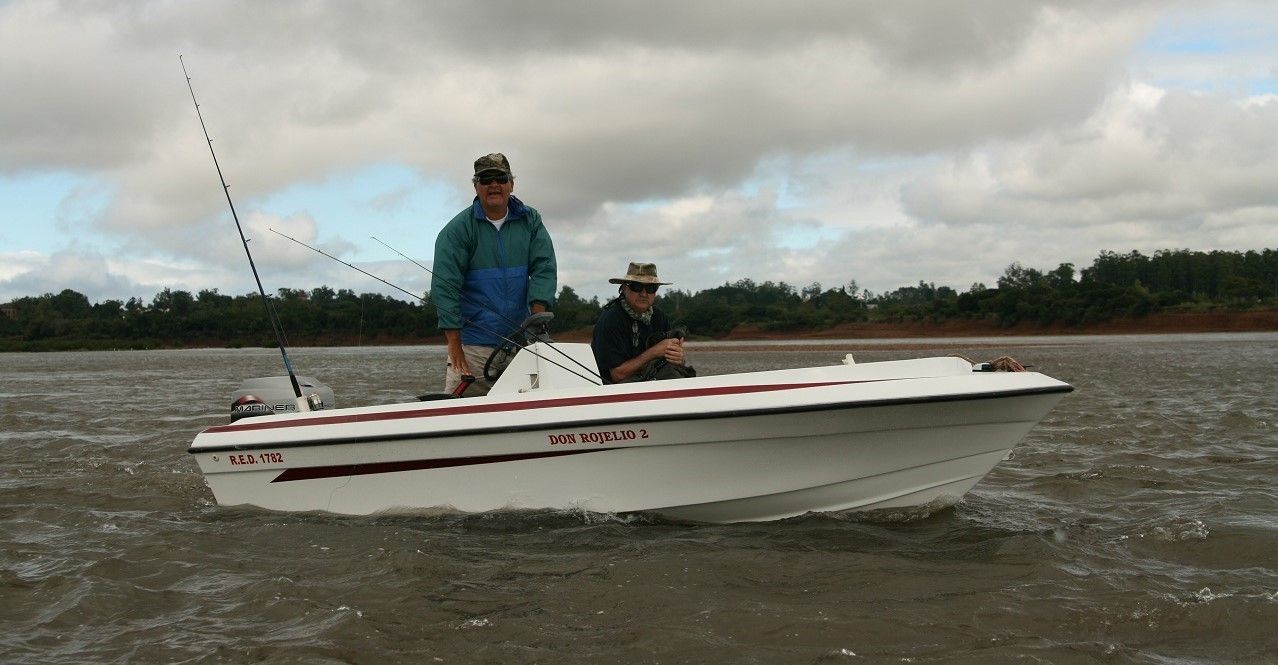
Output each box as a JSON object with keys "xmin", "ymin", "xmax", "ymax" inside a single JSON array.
[{"xmin": 230, "ymin": 376, "xmax": 334, "ymax": 422}]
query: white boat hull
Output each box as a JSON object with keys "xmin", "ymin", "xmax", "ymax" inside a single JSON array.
[{"xmin": 189, "ymin": 346, "xmax": 1071, "ymax": 523}]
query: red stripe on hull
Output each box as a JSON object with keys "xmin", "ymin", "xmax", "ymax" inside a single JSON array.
[
  {"xmin": 271, "ymin": 447, "xmax": 616, "ymax": 483},
  {"xmin": 207, "ymin": 380, "xmax": 863, "ymax": 435}
]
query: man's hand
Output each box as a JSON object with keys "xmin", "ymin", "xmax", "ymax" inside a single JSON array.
[
  {"xmin": 444, "ymin": 329, "xmax": 471, "ymax": 375},
  {"xmin": 653, "ymin": 337, "xmax": 684, "ymax": 365}
]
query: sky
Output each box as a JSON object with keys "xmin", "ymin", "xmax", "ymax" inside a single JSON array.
[{"xmin": 1, "ymin": 1, "xmax": 1276, "ymax": 307}]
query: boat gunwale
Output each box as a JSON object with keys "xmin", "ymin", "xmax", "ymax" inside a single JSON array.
[{"xmin": 188, "ymin": 383, "xmax": 1073, "ymax": 455}]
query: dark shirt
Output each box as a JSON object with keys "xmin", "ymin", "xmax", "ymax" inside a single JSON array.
[{"xmin": 591, "ymin": 300, "xmax": 671, "ymax": 384}]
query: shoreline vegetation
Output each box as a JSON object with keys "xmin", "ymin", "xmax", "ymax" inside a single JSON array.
[
  {"xmin": 2, "ymin": 248, "xmax": 1275, "ymax": 352},
  {"xmin": 1, "ymin": 310, "xmax": 1274, "ymax": 353},
  {"xmin": 567, "ymin": 309, "xmax": 1278, "ymax": 343}
]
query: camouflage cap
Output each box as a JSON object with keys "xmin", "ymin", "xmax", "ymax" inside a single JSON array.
[
  {"xmin": 608, "ymin": 262, "xmax": 672, "ymax": 285},
  {"xmin": 473, "ymin": 152, "xmax": 512, "ymax": 176}
]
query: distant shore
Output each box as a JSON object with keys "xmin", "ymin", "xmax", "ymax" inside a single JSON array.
[
  {"xmin": 555, "ymin": 309, "xmax": 1278, "ymax": 344},
  {"xmin": 732, "ymin": 309, "xmax": 1278, "ymax": 339},
  {"xmin": 2, "ymin": 309, "xmax": 1274, "ymax": 352}
]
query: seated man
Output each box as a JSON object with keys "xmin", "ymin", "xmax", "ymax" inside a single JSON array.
[{"xmin": 592, "ymin": 262, "xmax": 694, "ymax": 384}]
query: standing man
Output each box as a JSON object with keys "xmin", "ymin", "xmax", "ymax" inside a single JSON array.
[
  {"xmin": 591, "ymin": 262, "xmax": 693, "ymax": 384},
  {"xmin": 432, "ymin": 153, "xmax": 557, "ymax": 396}
]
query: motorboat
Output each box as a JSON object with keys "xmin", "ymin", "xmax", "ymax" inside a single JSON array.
[
  {"xmin": 177, "ymin": 73, "xmax": 1074, "ymax": 522},
  {"xmin": 188, "ymin": 341, "xmax": 1073, "ymax": 523}
]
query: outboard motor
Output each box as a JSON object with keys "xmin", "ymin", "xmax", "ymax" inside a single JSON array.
[{"xmin": 230, "ymin": 376, "xmax": 334, "ymax": 422}]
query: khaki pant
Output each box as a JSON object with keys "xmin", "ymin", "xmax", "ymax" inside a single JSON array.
[{"xmin": 444, "ymin": 344, "xmax": 514, "ymax": 397}]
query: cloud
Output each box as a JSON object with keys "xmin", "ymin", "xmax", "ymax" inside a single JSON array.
[
  {"xmin": 0, "ymin": 0, "xmax": 1274, "ymax": 306},
  {"xmin": 0, "ymin": 2, "xmax": 1151, "ymax": 212},
  {"xmin": 900, "ymin": 83, "xmax": 1278, "ymax": 233},
  {"xmin": 0, "ymin": 250, "xmax": 145, "ymax": 303}
]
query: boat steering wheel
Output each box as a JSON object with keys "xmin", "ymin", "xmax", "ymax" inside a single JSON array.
[{"xmin": 483, "ymin": 311, "xmax": 555, "ymax": 382}]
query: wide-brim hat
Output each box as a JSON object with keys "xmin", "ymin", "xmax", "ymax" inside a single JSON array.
[
  {"xmin": 608, "ymin": 262, "xmax": 671, "ymax": 285},
  {"xmin": 473, "ymin": 152, "xmax": 512, "ymax": 176}
]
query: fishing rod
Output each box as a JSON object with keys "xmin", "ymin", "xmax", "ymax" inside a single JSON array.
[
  {"xmin": 269, "ymin": 228, "xmax": 602, "ymax": 386},
  {"xmin": 270, "ymin": 228, "xmax": 428, "ymax": 304},
  {"xmin": 180, "ymin": 56, "xmax": 317, "ymax": 410},
  {"xmin": 369, "ymin": 235, "xmax": 602, "ymax": 381}
]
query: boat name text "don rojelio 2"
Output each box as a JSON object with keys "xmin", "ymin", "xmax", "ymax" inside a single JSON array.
[{"xmin": 547, "ymin": 428, "xmax": 649, "ymax": 446}]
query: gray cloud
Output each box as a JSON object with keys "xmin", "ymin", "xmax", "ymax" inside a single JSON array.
[
  {"xmin": 0, "ymin": 250, "xmax": 146, "ymax": 304},
  {"xmin": 901, "ymin": 85, "xmax": 1278, "ymax": 230},
  {"xmin": 1, "ymin": 0, "xmax": 1274, "ymax": 306}
]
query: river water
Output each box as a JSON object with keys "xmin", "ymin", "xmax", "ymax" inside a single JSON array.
[{"xmin": 1, "ymin": 333, "xmax": 1275, "ymax": 664}]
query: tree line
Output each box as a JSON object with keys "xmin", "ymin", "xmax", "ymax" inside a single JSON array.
[{"xmin": 2, "ymin": 248, "xmax": 1274, "ymax": 350}]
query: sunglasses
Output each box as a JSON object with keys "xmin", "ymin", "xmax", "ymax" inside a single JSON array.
[
  {"xmin": 474, "ymin": 174, "xmax": 511, "ymax": 185},
  {"xmin": 625, "ymin": 282, "xmax": 659, "ymax": 294}
]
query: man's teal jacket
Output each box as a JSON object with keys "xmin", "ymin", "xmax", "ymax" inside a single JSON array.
[{"xmin": 430, "ymin": 195, "xmax": 557, "ymax": 346}]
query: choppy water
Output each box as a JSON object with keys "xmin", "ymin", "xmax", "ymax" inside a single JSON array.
[{"xmin": 2, "ymin": 333, "xmax": 1275, "ymax": 664}]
